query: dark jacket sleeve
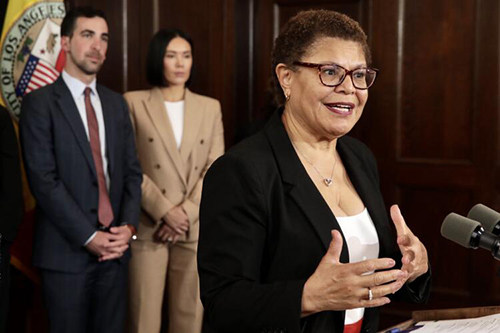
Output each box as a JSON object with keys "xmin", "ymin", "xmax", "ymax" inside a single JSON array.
[
  {"xmin": 198, "ymin": 153, "xmax": 305, "ymax": 333},
  {"xmin": 355, "ymin": 138, "xmax": 431, "ymax": 304},
  {"xmin": 116, "ymin": 96, "xmax": 142, "ymax": 228},
  {"xmin": 19, "ymin": 91, "xmax": 96, "ymax": 247},
  {"xmin": 0, "ymin": 107, "xmax": 23, "ymax": 243}
]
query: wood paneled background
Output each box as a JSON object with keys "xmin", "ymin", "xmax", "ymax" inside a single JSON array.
[{"xmin": 7, "ymin": 0, "xmax": 500, "ymax": 331}]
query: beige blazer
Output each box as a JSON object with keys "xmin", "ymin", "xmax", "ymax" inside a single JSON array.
[{"xmin": 125, "ymin": 87, "xmax": 224, "ymax": 241}]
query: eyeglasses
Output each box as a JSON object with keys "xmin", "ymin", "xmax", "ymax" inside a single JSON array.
[{"xmin": 293, "ymin": 61, "xmax": 379, "ymax": 90}]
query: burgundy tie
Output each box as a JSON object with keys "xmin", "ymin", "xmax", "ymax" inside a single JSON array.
[{"xmin": 84, "ymin": 87, "xmax": 114, "ymax": 227}]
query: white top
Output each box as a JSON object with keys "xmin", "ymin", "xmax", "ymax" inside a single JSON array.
[
  {"xmin": 336, "ymin": 208, "xmax": 380, "ymax": 325},
  {"xmin": 165, "ymin": 100, "xmax": 185, "ymax": 149}
]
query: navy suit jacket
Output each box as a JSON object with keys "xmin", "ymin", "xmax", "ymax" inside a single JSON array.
[
  {"xmin": 198, "ymin": 110, "xmax": 430, "ymax": 333},
  {"xmin": 20, "ymin": 77, "xmax": 142, "ymax": 273},
  {"xmin": 0, "ymin": 106, "xmax": 23, "ymax": 243}
]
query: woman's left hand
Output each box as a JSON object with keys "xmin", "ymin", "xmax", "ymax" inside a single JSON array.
[{"xmin": 390, "ymin": 204, "xmax": 429, "ymax": 283}]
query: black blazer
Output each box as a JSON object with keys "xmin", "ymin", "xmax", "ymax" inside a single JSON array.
[
  {"xmin": 19, "ymin": 77, "xmax": 142, "ymax": 273},
  {"xmin": 0, "ymin": 106, "xmax": 23, "ymax": 243},
  {"xmin": 198, "ymin": 110, "xmax": 430, "ymax": 333}
]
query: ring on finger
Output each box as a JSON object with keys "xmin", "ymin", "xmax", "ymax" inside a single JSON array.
[{"xmin": 368, "ymin": 287, "xmax": 373, "ymax": 301}]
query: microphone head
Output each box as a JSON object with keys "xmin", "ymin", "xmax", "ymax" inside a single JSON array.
[
  {"xmin": 441, "ymin": 213, "xmax": 482, "ymax": 248},
  {"xmin": 467, "ymin": 204, "xmax": 500, "ymax": 234}
]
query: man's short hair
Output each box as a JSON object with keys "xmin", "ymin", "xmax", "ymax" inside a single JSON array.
[{"xmin": 61, "ymin": 6, "xmax": 107, "ymax": 37}]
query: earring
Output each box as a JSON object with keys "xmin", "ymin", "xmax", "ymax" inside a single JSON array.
[{"xmin": 285, "ymin": 93, "xmax": 290, "ymax": 102}]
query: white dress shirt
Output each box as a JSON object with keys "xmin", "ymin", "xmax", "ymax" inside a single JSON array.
[
  {"xmin": 336, "ymin": 208, "xmax": 380, "ymax": 325},
  {"xmin": 61, "ymin": 71, "xmax": 109, "ymax": 245},
  {"xmin": 165, "ymin": 100, "xmax": 185, "ymax": 149},
  {"xmin": 61, "ymin": 70, "xmax": 110, "ymax": 189}
]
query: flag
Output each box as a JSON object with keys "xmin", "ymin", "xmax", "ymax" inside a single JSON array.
[
  {"xmin": 16, "ymin": 17, "xmax": 65, "ymax": 96},
  {"xmin": 1, "ymin": 0, "xmax": 66, "ymax": 116},
  {"xmin": 0, "ymin": 0, "xmax": 66, "ymax": 282}
]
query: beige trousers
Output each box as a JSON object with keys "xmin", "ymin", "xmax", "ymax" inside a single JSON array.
[{"xmin": 128, "ymin": 239, "xmax": 203, "ymax": 333}]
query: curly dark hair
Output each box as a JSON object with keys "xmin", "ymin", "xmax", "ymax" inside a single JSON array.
[{"xmin": 271, "ymin": 10, "xmax": 371, "ymax": 106}]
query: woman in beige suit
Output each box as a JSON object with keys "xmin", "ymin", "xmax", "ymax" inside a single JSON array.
[{"xmin": 125, "ymin": 29, "xmax": 224, "ymax": 333}]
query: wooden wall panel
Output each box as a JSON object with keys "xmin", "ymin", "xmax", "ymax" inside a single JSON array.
[
  {"xmin": 125, "ymin": 0, "xmax": 156, "ymax": 92},
  {"xmin": 371, "ymin": 0, "xmax": 500, "ymax": 326},
  {"xmin": 360, "ymin": 0, "xmax": 399, "ymax": 202},
  {"xmin": 401, "ymin": 0, "xmax": 475, "ymax": 161},
  {"xmin": 276, "ymin": 1, "xmax": 366, "ymax": 33}
]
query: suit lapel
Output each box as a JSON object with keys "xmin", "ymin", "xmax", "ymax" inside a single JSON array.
[
  {"xmin": 98, "ymin": 85, "xmax": 115, "ymax": 175},
  {"xmin": 266, "ymin": 109, "xmax": 395, "ymax": 262},
  {"xmin": 179, "ymin": 89, "xmax": 203, "ymax": 163},
  {"xmin": 265, "ymin": 110, "xmax": 349, "ymax": 263},
  {"xmin": 145, "ymin": 88, "xmax": 187, "ymax": 186},
  {"xmin": 55, "ymin": 78, "xmax": 96, "ymax": 178},
  {"xmin": 337, "ymin": 142, "xmax": 394, "ymax": 258}
]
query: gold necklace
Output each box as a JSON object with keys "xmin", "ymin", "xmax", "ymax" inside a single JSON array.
[{"xmin": 292, "ymin": 142, "xmax": 338, "ymax": 187}]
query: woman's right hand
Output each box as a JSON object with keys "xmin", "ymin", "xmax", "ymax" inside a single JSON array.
[
  {"xmin": 301, "ymin": 230, "xmax": 408, "ymax": 317},
  {"xmin": 162, "ymin": 206, "xmax": 190, "ymax": 234},
  {"xmin": 155, "ymin": 222, "xmax": 181, "ymax": 243}
]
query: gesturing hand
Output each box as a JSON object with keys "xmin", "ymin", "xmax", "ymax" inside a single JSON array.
[
  {"xmin": 390, "ymin": 204, "xmax": 429, "ymax": 283},
  {"xmin": 301, "ymin": 230, "xmax": 407, "ymax": 316}
]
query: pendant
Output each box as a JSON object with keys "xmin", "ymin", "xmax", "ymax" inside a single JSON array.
[{"xmin": 324, "ymin": 178, "xmax": 332, "ymax": 186}]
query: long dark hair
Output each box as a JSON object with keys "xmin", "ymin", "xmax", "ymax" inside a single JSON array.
[{"xmin": 146, "ymin": 28, "xmax": 194, "ymax": 87}]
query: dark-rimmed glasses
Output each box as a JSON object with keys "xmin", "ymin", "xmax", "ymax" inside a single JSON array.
[{"xmin": 293, "ymin": 61, "xmax": 379, "ymax": 89}]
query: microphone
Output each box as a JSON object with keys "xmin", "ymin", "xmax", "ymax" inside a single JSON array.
[
  {"xmin": 468, "ymin": 204, "xmax": 500, "ymax": 236},
  {"xmin": 441, "ymin": 213, "xmax": 500, "ymax": 260}
]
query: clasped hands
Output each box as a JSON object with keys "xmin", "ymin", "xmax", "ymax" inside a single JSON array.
[
  {"xmin": 154, "ymin": 206, "xmax": 189, "ymax": 244},
  {"xmin": 301, "ymin": 204, "xmax": 428, "ymax": 316},
  {"xmin": 85, "ymin": 225, "xmax": 133, "ymax": 262}
]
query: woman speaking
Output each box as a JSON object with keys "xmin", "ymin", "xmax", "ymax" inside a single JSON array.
[
  {"xmin": 198, "ymin": 10, "xmax": 430, "ymax": 333},
  {"xmin": 125, "ymin": 29, "xmax": 224, "ymax": 333}
]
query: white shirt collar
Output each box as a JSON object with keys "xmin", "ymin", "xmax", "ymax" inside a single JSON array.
[{"xmin": 61, "ymin": 70, "xmax": 98, "ymax": 99}]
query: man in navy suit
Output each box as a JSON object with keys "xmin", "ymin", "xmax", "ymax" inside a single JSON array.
[{"xmin": 20, "ymin": 6, "xmax": 142, "ymax": 333}]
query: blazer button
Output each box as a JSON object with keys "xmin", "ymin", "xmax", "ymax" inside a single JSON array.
[
  {"xmin": 91, "ymin": 208, "xmax": 97, "ymax": 214},
  {"xmin": 161, "ymin": 189, "xmax": 166, "ymax": 194},
  {"xmin": 155, "ymin": 164, "xmax": 161, "ymax": 169},
  {"xmin": 149, "ymin": 138, "xmax": 154, "ymax": 142},
  {"xmin": 200, "ymin": 139, "xmax": 204, "ymax": 144},
  {"xmin": 194, "ymin": 166, "xmax": 198, "ymax": 171}
]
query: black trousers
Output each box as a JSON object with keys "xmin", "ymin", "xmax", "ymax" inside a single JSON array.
[
  {"xmin": 41, "ymin": 258, "xmax": 128, "ymax": 333},
  {"xmin": 0, "ymin": 240, "xmax": 11, "ymax": 333}
]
